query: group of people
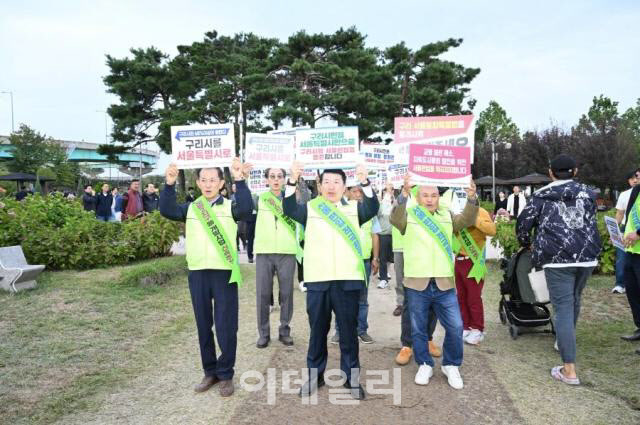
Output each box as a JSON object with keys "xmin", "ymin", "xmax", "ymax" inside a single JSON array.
[
  {"xmin": 158, "ymin": 153, "xmax": 509, "ymax": 399},
  {"xmin": 494, "ymin": 185, "xmax": 527, "ymax": 219},
  {"xmin": 155, "ymin": 152, "xmax": 640, "ymax": 400},
  {"xmin": 82, "ymin": 180, "xmax": 159, "ymax": 221}
]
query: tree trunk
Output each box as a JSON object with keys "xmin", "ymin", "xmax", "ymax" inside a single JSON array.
[{"xmin": 178, "ymin": 169, "xmax": 186, "ymax": 195}]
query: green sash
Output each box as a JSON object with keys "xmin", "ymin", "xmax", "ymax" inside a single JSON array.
[
  {"xmin": 309, "ymin": 197, "xmax": 367, "ymax": 284},
  {"xmin": 408, "ymin": 205, "xmax": 454, "ymax": 275},
  {"xmin": 453, "ymin": 228, "xmax": 487, "ymax": 283},
  {"xmin": 192, "ymin": 196, "xmax": 243, "ymax": 285},
  {"xmin": 260, "ymin": 191, "xmax": 304, "ymax": 262}
]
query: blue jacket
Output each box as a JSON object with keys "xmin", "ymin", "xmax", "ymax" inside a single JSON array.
[{"xmin": 516, "ymin": 180, "xmax": 601, "ymax": 268}]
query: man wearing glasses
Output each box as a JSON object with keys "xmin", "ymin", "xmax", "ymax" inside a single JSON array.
[
  {"xmin": 160, "ymin": 158, "xmax": 253, "ymax": 397},
  {"xmin": 253, "ymin": 168, "xmax": 299, "ymax": 348}
]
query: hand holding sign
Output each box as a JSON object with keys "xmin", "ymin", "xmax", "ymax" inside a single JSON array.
[
  {"xmin": 289, "ymin": 161, "xmax": 304, "ymax": 184},
  {"xmin": 402, "ymin": 174, "xmax": 412, "ymax": 197},
  {"xmin": 356, "ymin": 164, "xmax": 368, "ymax": 184},
  {"xmin": 166, "ymin": 163, "xmax": 179, "ymax": 185},
  {"xmin": 464, "ymin": 180, "xmax": 477, "ymax": 200}
]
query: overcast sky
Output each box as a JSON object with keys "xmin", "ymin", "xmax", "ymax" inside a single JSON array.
[{"xmin": 1, "ymin": 0, "xmax": 639, "ymax": 173}]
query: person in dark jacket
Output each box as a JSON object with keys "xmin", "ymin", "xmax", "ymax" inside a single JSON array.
[
  {"xmin": 619, "ymin": 175, "xmax": 640, "ymax": 354},
  {"xmin": 95, "ymin": 183, "xmax": 113, "ymax": 221},
  {"xmin": 185, "ymin": 187, "xmax": 196, "ymax": 203},
  {"xmin": 494, "ymin": 191, "xmax": 508, "ymax": 214},
  {"xmin": 142, "ymin": 183, "xmax": 160, "ymax": 212},
  {"xmin": 82, "ymin": 185, "xmax": 97, "ymax": 212},
  {"xmin": 517, "ymin": 154, "xmax": 601, "ymax": 386}
]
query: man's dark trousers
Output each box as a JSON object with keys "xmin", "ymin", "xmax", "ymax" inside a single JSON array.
[
  {"xmin": 623, "ymin": 253, "xmax": 640, "ymax": 330},
  {"xmin": 188, "ymin": 269, "xmax": 238, "ymax": 380},
  {"xmin": 306, "ymin": 281, "xmax": 362, "ymax": 385}
]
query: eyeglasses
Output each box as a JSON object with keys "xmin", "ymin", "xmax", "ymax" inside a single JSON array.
[{"xmin": 268, "ymin": 175, "xmax": 284, "ymax": 180}]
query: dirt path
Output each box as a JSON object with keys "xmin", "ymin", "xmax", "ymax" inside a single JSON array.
[{"xmin": 54, "ymin": 256, "xmax": 640, "ymax": 424}]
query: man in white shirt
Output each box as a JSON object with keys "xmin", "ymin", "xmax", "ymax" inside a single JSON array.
[
  {"xmin": 507, "ymin": 186, "xmax": 526, "ymax": 218},
  {"xmin": 613, "ymin": 169, "xmax": 640, "ymax": 294}
]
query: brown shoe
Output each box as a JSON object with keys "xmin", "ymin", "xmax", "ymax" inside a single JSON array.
[
  {"xmin": 219, "ymin": 379, "xmax": 234, "ymax": 397},
  {"xmin": 194, "ymin": 375, "xmax": 219, "ymax": 393},
  {"xmin": 429, "ymin": 340, "xmax": 442, "ymax": 358},
  {"xmin": 395, "ymin": 346, "xmax": 412, "ymax": 365},
  {"xmin": 393, "ymin": 305, "xmax": 403, "ymax": 316}
]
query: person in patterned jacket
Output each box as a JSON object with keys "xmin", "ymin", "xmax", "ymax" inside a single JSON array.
[{"xmin": 516, "ymin": 154, "xmax": 601, "ymax": 386}]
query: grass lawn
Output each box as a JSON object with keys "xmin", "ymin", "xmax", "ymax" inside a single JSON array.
[
  {"xmin": 0, "ymin": 256, "xmax": 256, "ymax": 425},
  {"xmin": 483, "ymin": 261, "xmax": 640, "ymax": 412}
]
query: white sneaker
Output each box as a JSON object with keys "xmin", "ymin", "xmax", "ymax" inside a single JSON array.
[
  {"xmin": 612, "ymin": 285, "xmax": 626, "ymax": 294},
  {"xmin": 377, "ymin": 279, "xmax": 388, "ymax": 289},
  {"xmin": 441, "ymin": 365, "xmax": 464, "ymax": 389},
  {"xmin": 554, "ymin": 340, "xmax": 559, "ymax": 351},
  {"xmin": 414, "ymin": 363, "xmax": 433, "ymax": 385},
  {"xmin": 464, "ymin": 329, "xmax": 484, "ymax": 345},
  {"xmin": 299, "ymin": 281, "xmax": 307, "ymax": 292},
  {"xmin": 463, "ymin": 329, "xmax": 471, "ymax": 339}
]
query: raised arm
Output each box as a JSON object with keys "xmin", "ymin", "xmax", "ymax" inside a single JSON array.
[{"xmin": 283, "ymin": 161, "xmax": 308, "ymax": 226}]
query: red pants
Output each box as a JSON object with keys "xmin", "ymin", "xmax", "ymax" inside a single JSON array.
[{"xmin": 455, "ymin": 258, "xmax": 485, "ymax": 331}]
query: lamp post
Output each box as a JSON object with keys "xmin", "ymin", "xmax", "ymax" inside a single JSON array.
[
  {"xmin": 491, "ymin": 140, "xmax": 512, "ymax": 203},
  {"xmin": 1, "ymin": 91, "xmax": 14, "ymax": 133},
  {"xmin": 95, "ymin": 110, "xmax": 111, "ymax": 180}
]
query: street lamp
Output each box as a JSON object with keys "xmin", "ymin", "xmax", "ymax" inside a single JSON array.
[
  {"xmin": 95, "ymin": 110, "xmax": 111, "ymax": 180},
  {"xmin": 491, "ymin": 140, "xmax": 511, "ymax": 203},
  {"xmin": 1, "ymin": 91, "xmax": 14, "ymax": 133}
]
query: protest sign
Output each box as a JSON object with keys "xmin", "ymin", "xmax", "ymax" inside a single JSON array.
[
  {"xmin": 247, "ymin": 168, "xmax": 268, "ymax": 194},
  {"xmin": 388, "ymin": 164, "xmax": 409, "ymax": 189},
  {"xmin": 604, "ymin": 216, "xmax": 625, "ymax": 250},
  {"xmin": 394, "ymin": 115, "xmax": 475, "ymax": 162},
  {"xmin": 171, "ymin": 124, "xmax": 235, "ymax": 169},
  {"xmin": 408, "ymin": 144, "xmax": 472, "ymax": 187},
  {"xmin": 245, "ymin": 133, "xmax": 294, "ymax": 169},
  {"xmin": 295, "ymin": 127, "xmax": 359, "ymax": 169},
  {"xmin": 360, "ymin": 144, "xmax": 395, "ymax": 170}
]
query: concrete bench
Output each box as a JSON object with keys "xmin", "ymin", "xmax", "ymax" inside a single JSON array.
[{"xmin": 0, "ymin": 246, "xmax": 45, "ymax": 293}]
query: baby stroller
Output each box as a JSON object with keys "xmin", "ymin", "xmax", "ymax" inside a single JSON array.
[{"xmin": 498, "ymin": 248, "xmax": 555, "ymax": 339}]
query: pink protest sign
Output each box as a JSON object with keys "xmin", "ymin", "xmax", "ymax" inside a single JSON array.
[
  {"xmin": 408, "ymin": 144, "xmax": 471, "ymax": 187},
  {"xmin": 394, "ymin": 115, "xmax": 475, "ymax": 162}
]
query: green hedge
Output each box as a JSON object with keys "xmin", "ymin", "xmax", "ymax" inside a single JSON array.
[
  {"xmin": 491, "ymin": 210, "xmax": 616, "ymax": 274},
  {"xmin": 0, "ymin": 194, "xmax": 181, "ymax": 270}
]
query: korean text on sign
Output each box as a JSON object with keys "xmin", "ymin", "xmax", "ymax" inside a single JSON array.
[
  {"xmin": 408, "ymin": 144, "xmax": 471, "ymax": 188},
  {"xmin": 171, "ymin": 124, "xmax": 235, "ymax": 169}
]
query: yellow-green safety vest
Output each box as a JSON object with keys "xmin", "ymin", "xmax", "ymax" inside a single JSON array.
[
  {"xmin": 186, "ymin": 199, "xmax": 237, "ymax": 271},
  {"xmin": 403, "ymin": 205, "xmax": 454, "ymax": 278},
  {"xmin": 253, "ymin": 192, "xmax": 298, "ymax": 255},
  {"xmin": 303, "ymin": 199, "xmax": 362, "ymax": 282}
]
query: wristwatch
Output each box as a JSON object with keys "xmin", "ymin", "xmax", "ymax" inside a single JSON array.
[
  {"xmin": 286, "ymin": 179, "xmax": 297, "ymax": 187},
  {"xmin": 360, "ymin": 179, "xmax": 371, "ymax": 187}
]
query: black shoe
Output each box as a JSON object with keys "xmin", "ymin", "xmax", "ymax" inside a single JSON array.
[
  {"xmin": 299, "ymin": 376, "xmax": 325, "ymax": 397},
  {"xmin": 248, "ymin": 257, "xmax": 254, "ymax": 263},
  {"xmin": 256, "ymin": 336, "xmax": 270, "ymax": 348},
  {"xmin": 279, "ymin": 335, "xmax": 294, "ymax": 346},
  {"xmin": 343, "ymin": 382, "xmax": 366, "ymax": 400},
  {"xmin": 621, "ymin": 329, "xmax": 640, "ymax": 341}
]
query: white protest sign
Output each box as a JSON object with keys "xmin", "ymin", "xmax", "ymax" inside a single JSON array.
[
  {"xmin": 247, "ymin": 168, "xmax": 268, "ymax": 194},
  {"xmin": 302, "ymin": 168, "xmax": 318, "ymax": 181},
  {"xmin": 245, "ymin": 133, "xmax": 294, "ymax": 169},
  {"xmin": 360, "ymin": 144, "xmax": 395, "ymax": 170},
  {"xmin": 604, "ymin": 216, "xmax": 625, "ymax": 250},
  {"xmin": 295, "ymin": 126, "xmax": 359, "ymax": 169},
  {"xmin": 388, "ymin": 164, "xmax": 409, "ymax": 189},
  {"xmin": 171, "ymin": 124, "xmax": 235, "ymax": 169}
]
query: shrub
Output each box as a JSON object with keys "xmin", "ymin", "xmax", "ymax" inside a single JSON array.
[
  {"xmin": 119, "ymin": 256, "xmax": 187, "ymax": 287},
  {"xmin": 490, "ymin": 210, "xmax": 616, "ymax": 275},
  {"xmin": 0, "ymin": 194, "xmax": 181, "ymax": 270}
]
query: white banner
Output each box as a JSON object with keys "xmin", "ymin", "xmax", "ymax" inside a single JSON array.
[
  {"xmin": 388, "ymin": 164, "xmax": 409, "ymax": 189},
  {"xmin": 245, "ymin": 133, "xmax": 294, "ymax": 169},
  {"xmin": 360, "ymin": 144, "xmax": 395, "ymax": 170},
  {"xmin": 295, "ymin": 126, "xmax": 359, "ymax": 169},
  {"xmin": 171, "ymin": 124, "xmax": 235, "ymax": 169},
  {"xmin": 247, "ymin": 168, "xmax": 268, "ymax": 194}
]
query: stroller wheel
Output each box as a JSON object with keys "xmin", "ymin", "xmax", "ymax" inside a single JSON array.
[
  {"xmin": 499, "ymin": 300, "xmax": 507, "ymax": 325},
  {"xmin": 509, "ymin": 324, "xmax": 519, "ymax": 340}
]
